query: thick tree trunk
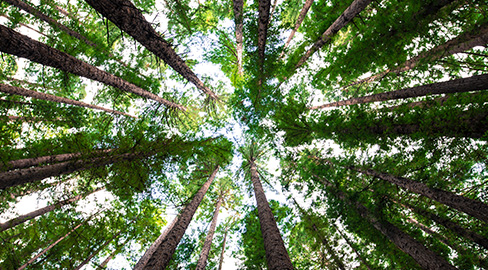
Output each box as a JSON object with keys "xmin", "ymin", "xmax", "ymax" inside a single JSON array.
[
  {"xmin": 310, "ymin": 73, "xmax": 488, "ymax": 110},
  {"xmin": 217, "ymin": 227, "xmax": 228, "ymax": 270},
  {"xmin": 73, "ymin": 231, "xmax": 122, "ymax": 270},
  {"xmin": 257, "ymin": 0, "xmax": 271, "ymax": 63},
  {"xmin": 133, "ymin": 217, "xmax": 178, "ymax": 270},
  {"xmin": 233, "ymin": 0, "xmax": 244, "ymax": 75},
  {"xmin": 17, "ymin": 222, "xmax": 83, "ymax": 270},
  {"xmin": 0, "ymin": 25, "xmax": 184, "ymax": 110},
  {"xmin": 250, "ymin": 160, "xmax": 294, "ymax": 270},
  {"xmin": 315, "ymin": 176, "xmax": 457, "ymax": 270},
  {"xmin": 351, "ymin": 166, "xmax": 488, "ymax": 223},
  {"xmin": 0, "ymin": 187, "xmax": 103, "ymax": 232},
  {"xmin": 403, "ymin": 201, "xmax": 488, "ymax": 250},
  {"xmin": 295, "ymin": 0, "xmax": 372, "ymax": 69},
  {"xmin": 0, "ymin": 83, "xmax": 135, "ymax": 118},
  {"xmin": 280, "ymin": 0, "xmax": 314, "ymax": 58},
  {"xmin": 143, "ymin": 166, "xmax": 219, "ymax": 269},
  {"xmin": 2, "ymin": 149, "xmax": 114, "ymax": 171},
  {"xmin": 84, "ymin": 0, "xmax": 219, "ymax": 101},
  {"xmin": 347, "ymin": 22, "xmax": 488, "ymax": 87},
  {"xmin": 195, "ymin": 195, "xmax": 223, "ymax": 270},
  {"xmin": 333, "ymin": 224, "xmax": 372, "ymax": 270}
]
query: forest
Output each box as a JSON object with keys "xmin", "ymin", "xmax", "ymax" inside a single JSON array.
[{"xmin": 0, "ymin": 0, "xmax": 487, "ymax": 269}]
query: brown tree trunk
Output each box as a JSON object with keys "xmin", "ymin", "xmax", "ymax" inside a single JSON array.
[
  {"xmin": 195, "ymin": 195, "xmax": 223, "ymax": 270},
  {"xmin": 84, "ymin": 0, "xmax": 219, "ymax": 101},
  {"xmin": 17, "ymin": 222, "xmax": 83, "ymax": 270},
  {"xmin": 346, "ymin": 22, "xmax": 488, "ymax": 87},
  {"xmin": 279, "ymin": 0, "xmax": 314, "ymax": 58},
  {"xmin": 314, "ymin": 176, "xmax": 457, "ymax": 270},
  {"xmin": 0, "ymin": 83, "xmax": 135, "ymax": 118},
  {"xmin": 350, "ymin": 166, "xmax": 488, "ymax": 223},
  {"xmin": 0, "ymin": 187, "xmax": 103, "ymax": 232},
  {"xmin": 250, "ymin": 159, "xmax": 294, "ymax": 270},
  {"xmin": 0, "ymin": 25, "xmax": 184, "ymax": 111},
  {"xmin": 2, "ymin": 149, "xmax": 114, "ymax": 171},
  {"xmin": 73, "ymin": 231, "xmax": 122, "ymax": 270},
  {"xmin": 143, "ymin": 166, "xmax": 219, "ymax": 269},
  {"xmin": 295, "ymin": 0, "xmax": 372, "ymax": 69},
  {"xmin": 233, "ymin": 0, "xmax": 244, "ymax": 75},
  {"xmin": 217, "ymin": 227, "xmax": 228, "ymax": 270},
  {"xmin": 256, "ymin": 0, "xmax": 271, "ymax": 91},
  {"xmin": 309, "ymin": 73, "xmax": 488, "ymax": 110}
]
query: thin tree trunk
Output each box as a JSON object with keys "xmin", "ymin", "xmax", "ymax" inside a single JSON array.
[
  {"xmin": 250, "ymin": 159, "xmax": 294, "ymax": 270},
  {"xmin": 133, "ymin": 216, "xmax": 179, "ymax": 270},
  {"xmin": 0, "ymin": 187, "xmax": 103, "ymax": 232},
  {"xmin": 0, "ymin": 83, "xmax": 136, "ymax": 118},
  {"xmin": 2, "ymin": 149, "xmax": 114, "ymax": 171},
  {"xmin": 279, "ymin": 0, "xmax": 314, "ymax": 58},
  {"xmin": 233, "ymin": 0, "xmax": 244, "ymax": 75},
  {"xmin": 97, "ymin": 237, "xmax": 131, "ymax": 269},
  {"xmin": 84, "ymin": 0, "xmax": 219, "ymax": 101},
  {"xmin": 294, "ymin": 0, "xmax": 372, "ymax": 69},
  {"xmin": 346, "ymin": 22, "xmax": 488, "ymax": 87},
  {"xmin": 309, "ymin": 73, "xmax": 488, "ymax": 110},
  {"xmin": 314, "ymin": 175, "xmax": 457, "ymax": 270},
  {"xmin": 0, "ymin": 14, "xmax": 49, "ymax": 38},
  {"xmin": 0, "ymin": 25, "xmax": 184, "ymax": 111},
  {"xmin": 73, "ymin": 230, "xmax": 122, "ymax": 270},
  {"xmin": 217, "ymin": 227, "xmax": 228, "ymax": 270},
  {"xmin": 143, "ymin": 166, "xmax": 219, "ymax": 269},
  {"xmin": 312, "ymin": 224, "xmax": 346, "ymax": 270},
  {"xmin": 17, "ymin": 222, "xmax": 83, "ymax": 270},
  {"xmin": 195, "ymin": 195, "xmax": 223, "ymax": 270},
  {"xmin": 349, "ymin": 166, "xmax": 488, "ymax": 223},
  {"xmin": 332, "ymin": 224, "xmax": 372, "ymax": 270}
]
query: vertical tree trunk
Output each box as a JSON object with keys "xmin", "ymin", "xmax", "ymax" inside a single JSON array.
[
  {"xmin": 0, "ymin": 187, "xmax": 103, "ymax": 232},
  {"xmin": 294, "ymin": 0, "xmax": 372, "ymax": 69},
  {"xmin": 250, "ymin": 160, "xmax": 294, "ymax": 270},
  {"xmin": 0, "ymin": 84, "xmax": 135, "ymax": 118},
  {"xmin": 233, "ymin": 0, "xmax": 244, "ymax": 75},
  {"xmin": 17, "ymin": 222, "xmax": 83, "ymax": 270},
  {"xmin": 217, "ymin": 227, "xmax": 228, "ymax": 270},
  {"xmin": 143, "ymin": 166, "xmax": 219, "ymax": 269},
  {"xmin": 279, "ymin": 0, "xmax": 314, "ymax": 58},
  {"xmin": 0, "ymin": 25, "xmax": 184, "ymax": 111},
  {"xmin": 349, "ymin": 166, "xmax": 488, "ymax": 223},
  {"xmin": 195, "ymin": 195, "xmax": 223, "ymax": 270},
  {"xmin": 309, "ymin": 73, "xmax": 488, "ymax": 110},
  {"xmin": 346, "ymin": 22, "xmax": 488, "ymax": 87},
  {"xmin": 83, "ymin": 0, "xmax": 219, "ymax": 101},
  {"xmin": 73, "ymin": 231, "xmax": 122, "ymax": 270},
  {"xmin": 256, "ymin": 0, "xmax": 271, "ymax": 91}
]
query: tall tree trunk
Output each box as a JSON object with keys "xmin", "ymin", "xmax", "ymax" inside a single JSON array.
[
  {"xmin": 0, "ymin": 14, "xmax": 49, "ymax": 38},
  {"xmin": 349, "ymin": 166, "xmax": 488, "ymax": 223},
  {"xmin": 84, "ymin": 0, "xmax": 219, "ymax": 101},
  {"xmin": 17, "ymin": 222, "xmax": 83, "ymax": 270},
  {"xmin": 314, "ymin": 175, "xmax": 457, "ymax": 270},
  {"xmin": 73, "ymin": 231, "xmax": 122, "ymax": 270},
  {"xmin": 309, "ymin": 73, "xmax": 488, "ymax": 110},
  {"xmin": 0, "ymin": 187, "xmax": 103, "ymax": 232},
  {"xmin": 332, "ymin": 224, "xmax": 372, "ymax": 270},
  {"xmin": 143, "ymin": 166, "xmax": 219, "ymax": 269},
  {"xmin": 0, "ymin": 25, "xmax": 184, "ymax": 111},
  {"xmin": 256, "ymin": 0, "xmax": 271, "ymax": 91},
  {"xmin": 0, "ymin": 83, "xmax": 135, "ymax": 118},
  {"xmin": 233, "ymin": 0, "xmax": 244, "ymax": 75},
  {"xmin": 217, "ymin": 227, "xmax": 228, "ymax": 270},
  {"xmin": 133, "ymin": 217, "xmax": 178, "ymax": 270},
  {"xmin": 97, "ymin": 237, "xmax": 131, "ymax": 269},
  {"xmin": 294, "ymin": 0, "xmax": 372, "ymax": 69},
  {"xmin": 279, "ymin": 0, "xmax": 314, "ymax": 58},
  {"xmin": 250, "ymin": 159, "xmax": 294, "ymax": 270},
  {"xmin": 311, "ymin": 224, "xmax": 346, "ymax": 270},
  {"xmin": 195, "ymin": 195, "xmax": 223, "ymax": 270},
  {"xmin": 402, "ymin": 201, "xmax": 488, "ymax": 250},
  {"xmin": 2, "ymin": 149, "xmax": 114, "ymax": 171},
  {"xmin": 346, "ymin": 22, "xmax": 488, "ymax": 87}
]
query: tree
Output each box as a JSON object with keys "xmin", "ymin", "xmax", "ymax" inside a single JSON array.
[
  {"xmin": 195, "ymin": 194, "xmax": 223, "ymax": 270},
  {"xmin": 279, "ymin": 0, "xmax": 314, "ymax": 59}
]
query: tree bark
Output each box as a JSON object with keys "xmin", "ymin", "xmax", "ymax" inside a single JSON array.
[
  {"xmin": 233, "ymin": 0, "xmax": 244, "ymax": 75},
  {"xmin": 351, "ymin": 166, "xmax": 488, "ymax": 223},
  {"xmin": 142, "ymin": 166, "xmax": 219, "ymax": 269},
  {"xmin": 217, "ymin": 227, "xmax": 228, "ymax": 270},
  {"xmin": 346, "ymin": 22, "xmax": 488, "ymax": 87},
  {"xmin": 0, "ymin": 187, "xmax": 103, "ymax": 232},
  {"xmin": 195, "ymin": 195, "xmax": 223, "ymax": 270},
  {"xmin": 279, "ymin": 0, "xmax": 314, "ymax": 59},
  {"xmin": 314, "ymin": 176, "xmax": 457, "ymax": 270},
  {"xmin": 295, "ymin": 0, "xmax": 372, "ymax": 69},
  {"xmin": 250, "ymin": 159, "xmax": 294, "ymax": 270},
  {"xmin": 84, "ymin": 0, "xmax": 219, "ymax": 101},
  {"xmin": 0, "ymin": 25, "xmax": 184, "ymax": 111},
  {"xmin": 310, "ymin": 73, "xmax": 488, "ymax": 110},
  {"xmin": 0, "ymin": 83, "xmax": 135, "ymax": 118}
]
